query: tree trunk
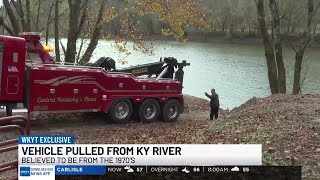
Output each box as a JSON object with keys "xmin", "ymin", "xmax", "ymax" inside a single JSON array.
[
  {"xmin": 36, "ymin": 0, "xmax": 41, "ymax": 31},
  {"xmin": 54, "ymin": 0, "xmax": 61, "ymax": 62},
  {"xmin": 292, "ymin": 0, "xmax": 315, "ymax": 94},
  {"xmin": 65, "ymin": 0, "xmax": 81, "ymax": 63},
  {"xmin": 26, "ymin": 0, "xmax": 31, "ymax": 31},
  {"xmin": 76, "ymin": 37, "xmax": 85, "ymax": 64},
  {"xmin": 275, "ymin": 43, "xmax": 286, "ymax": 93},
  {"xmin": 79, "ymin": 0, "xmax": 107, "ymax": 64},
  {"xmin": 269, "ymin": 0, "xmax": 286, "ymax": 93},
  {"xmin": 45, "ymin": 4, "xmax": 55, "ymax": 45},
  {"xmin": 256, "ymin": 0, "xmax": 279, "ymax": 94},
  {"xmin": 16, "ymin": 0, "xmax": 26, "ymax": 31},
  {"xmin": 0, "ymin": 17, "xmax": 16, "ymax": 35},
  {"xmin": 3, "ymin": 0, "xmax": 21, "ymax": 35},
  {"xmin": 292, "ymin": 50, "xmax": 304, "ymax": 94},
  {"xmin": 65, "ymin": 0, "xmax": 88, "ymax": 63}
]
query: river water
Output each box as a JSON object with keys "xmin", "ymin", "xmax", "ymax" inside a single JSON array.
[{"xmin": 60, "ymin": 40, "xmax": 320, "ymax": 109}]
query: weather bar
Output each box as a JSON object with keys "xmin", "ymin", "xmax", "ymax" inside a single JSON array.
[{"xmin": 56, "ymin": 166, "xmax": 301, "ymax": 180}]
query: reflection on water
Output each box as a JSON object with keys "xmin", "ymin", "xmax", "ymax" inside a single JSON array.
[{"xmin": 58, "ymin": 39, "xmax": 320, "ymax": 109}]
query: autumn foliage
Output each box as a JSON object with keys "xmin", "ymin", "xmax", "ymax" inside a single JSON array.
[
  {"xmin": 135, "ymin": 0, "xmax": 209, "ymax": 41},
  {"xmin": 104, "ymin": 0, "xmax": 209, "ymax": 55}
]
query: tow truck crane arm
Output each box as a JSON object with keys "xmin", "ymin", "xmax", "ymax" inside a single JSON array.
[{"xmin": 86, "ymin": 57, "xmax": 190, "ymax": 86}]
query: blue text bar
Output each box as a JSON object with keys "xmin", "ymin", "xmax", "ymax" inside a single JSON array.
[
  {"xmin": 18, "ymin": 135, "xmax": 75, "ymax": 144},
  {"xmin": 55, "ymin": 166, "xmax": 106, "ymax": 175}
]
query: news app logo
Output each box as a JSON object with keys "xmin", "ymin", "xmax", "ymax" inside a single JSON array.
[{"xmin": 20, "ymin": 166, "xmax": 31, "ymax": 176}]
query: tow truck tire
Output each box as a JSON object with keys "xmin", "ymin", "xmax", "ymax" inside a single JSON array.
[
  {"xmin": 138, "ymin": 98, "xmax": 160, "ymax": 123},
  {"xmin": 160, "ymin": 99, "xmax": 181, "ymax": 122},
  {"xmin": 108, "ymin": 98, "xmax": 133, "ymax": 124}
]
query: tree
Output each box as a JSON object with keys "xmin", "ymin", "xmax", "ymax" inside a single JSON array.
[
  {"xmin": 2, "ymin": 0, "xmax": 21, "ymax": 35},
  {"xmin": 291, "ymin": 0, "xmax": 320, "ymax": 94},
  {"xmin": 64, "ymin": 0, "xmax": 89, "ymax": 63},
  {"xmin": 269, "ymin": 0, "xmax": 286, "ymax": 93},
  {"xmin": 78, "ymin": 0, "xmax": 107, "ymax": 64},
  {"xmin": 255, "ymin": 0, "xmax": 286, "ymax": 94},
  {"xmin": 1, "ymin": 0, "xmax": 208, "ymax": 64},
  {"xmin": 135, "ymin": 0, "xmax": 208, "ymax": 41}
]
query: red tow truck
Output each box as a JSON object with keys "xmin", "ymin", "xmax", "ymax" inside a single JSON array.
[{"xmin": 0, "ymin": 32, "xmax": 190, "ymax": 123}]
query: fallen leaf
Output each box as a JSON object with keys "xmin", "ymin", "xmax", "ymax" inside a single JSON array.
[
  {"xmin": 267, "ymin": 147, "xmax": 276, "ymax": 153},
  {"xmin": 294, "ymin": 146, "xmax": 303, "ymax": 152}
]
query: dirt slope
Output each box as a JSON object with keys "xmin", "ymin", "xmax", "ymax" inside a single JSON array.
[
  {"xmin": 202, "ymin": 94, "xmax": 320, "ymax": 179},
  {"xmin": 0, "ymin": 94, "xmax": 319, "ymax": 179}
]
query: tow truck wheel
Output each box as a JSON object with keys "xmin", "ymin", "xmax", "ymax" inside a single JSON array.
[
  {"xmin": 160, "ymin": 99, "xmax": 181, "ymax": 122},
  {"xmin": 108, "ymin": 98, "xmax": 133, "ymax": 124},
  {"xmin": 138, "ymin": 98, "xmax": 160, "ymax": 123}
]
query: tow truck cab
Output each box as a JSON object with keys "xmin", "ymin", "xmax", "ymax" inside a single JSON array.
[
  {"xmin": 0, "ymin": 35, "xmax": 26, "ymax": 103},
  {"xmin": 0, "ymin": 32, "xmax": 55, "ymax": 109}
]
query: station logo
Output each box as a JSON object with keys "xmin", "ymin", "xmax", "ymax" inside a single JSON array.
[{"xmin": 20, "ymin": 166, "xmax": 30, "ymax": 176}]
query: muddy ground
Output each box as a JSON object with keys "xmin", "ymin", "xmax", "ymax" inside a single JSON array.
[{"xmin": 0, "ymin": 94, "xmax": 319, "ymax": 179}]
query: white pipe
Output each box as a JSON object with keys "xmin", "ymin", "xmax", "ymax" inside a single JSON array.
[{"xmin": 156, "ymin": 67, "xmax": 168, "ymax": 80}]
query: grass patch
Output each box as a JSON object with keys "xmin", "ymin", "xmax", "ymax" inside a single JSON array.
[
  {"xmin": 263, "ymin": 154, "xmax": 289, "ymax": 166},
  {"xmin": 206, "ymin": 119, "xmax": 238, "ymax": 132},
  {"xmin": 248, "ymin": 127, "xmax": 275, "ymax": 143}
]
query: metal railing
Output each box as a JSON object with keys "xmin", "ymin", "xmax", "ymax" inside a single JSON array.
[{"xmin": 0, "ymin": 116, "xmax": 31, "ymax": 179}]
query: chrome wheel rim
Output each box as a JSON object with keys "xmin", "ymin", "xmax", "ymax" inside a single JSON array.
[
  {"xmin": 145, "ymin": 104, "xmax": 156, "ymax": 120},
  {"xmin": 115, "ymin": 102, "xmax": 129, "ymax": 119},
  {"xmin": 168, "ymin": 104, "xmax": 178, "ymax": 119}
]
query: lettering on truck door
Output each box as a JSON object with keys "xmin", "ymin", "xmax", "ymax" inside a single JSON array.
[{"xmin": 6, "ymin": 75, "xmax": 19, "ymax": 94}]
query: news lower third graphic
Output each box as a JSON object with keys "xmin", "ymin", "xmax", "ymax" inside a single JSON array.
[
  {"xmin": 17, "ymin": 135, "xmax": 273, "ymax": 179},
  {"xmin": 18, "ymin": 165, "xmax": 302, "ymax": 180}
]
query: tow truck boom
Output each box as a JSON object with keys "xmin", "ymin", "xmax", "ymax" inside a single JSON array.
[{"xmin": 86, "ymin": 57, "xmax": 190, "ymax": 87}]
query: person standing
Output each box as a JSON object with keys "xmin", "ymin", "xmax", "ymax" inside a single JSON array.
[{"xmin": 205, "ymin": 89, "xmax": 220, "ymax": 120}]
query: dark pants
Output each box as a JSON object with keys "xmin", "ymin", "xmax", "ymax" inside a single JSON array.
[{"xmin": 210, "ymin": 107, "xmax": 219, "ymax": 120}]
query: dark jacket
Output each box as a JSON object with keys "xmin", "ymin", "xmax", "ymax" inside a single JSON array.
[{"xmin": 205, "ymin": 92, "xmax": 220, "ymax": 108}]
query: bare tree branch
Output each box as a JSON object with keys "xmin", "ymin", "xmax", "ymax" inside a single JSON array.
[
  {"xmin": 17, "ymin": 0, "xmax": 26, "ymax": 31},
  {"xmin": 77, "ymin": 0, "xmax": 89, "ymax": 36},
  {"xmin": 45, "ymin": 2, "xmax": 55, "ymax": 45},
  {"xmin": 26, "ymin": 0, "xmax": 31, "ymax": 31},
  {"xmin": 3, "ymin": 0, "xmax": 21, "ymax": 35},
  {"xmin": 76, "ymin": 37, "xmax": 85, "ymax": 63},
  {"xmin": 60, "ymin": 40, "xmax": 66, "ymax": 57},
  {"xmin": 0, "ymin": 16, "xmax": 16, "ymax": 35},
  {"xmin": 35, "ymin": 0, "xmax": 42, "ymax": 31},
  {"xmin": 287, "ymin": 38, "xmax": 298, "ymax": 53},
  {"xmin": 310, "ymin": 1, "xmax": 320, "ymax": 19}
]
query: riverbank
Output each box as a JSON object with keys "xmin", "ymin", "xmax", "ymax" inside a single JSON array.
[
  {"xmin": 144, "ymin": 32, "xmax": 320, "ymax": 48},
  {"xmin": 50, "ymin": 32, "xmax": 320, "ymax": 48},
  {"xmin": 0, "ymin": 94, "xmax": 319, "ymax": 179}
]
